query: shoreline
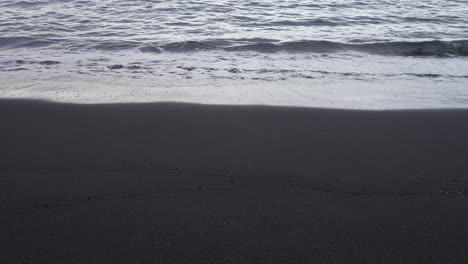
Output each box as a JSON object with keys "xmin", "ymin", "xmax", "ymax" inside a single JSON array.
[
  {"xmin": 2, "ymin": 79, "xmax": 468, "ymax": 109},
  {"xmin": 1, "ymin": 99, "xmax": 468, "ymax": 263}
]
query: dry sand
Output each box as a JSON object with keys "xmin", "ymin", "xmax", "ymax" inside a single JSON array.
[{"xmin": 1, "ymin": 99, "xmax": 468, "ymax": 263}]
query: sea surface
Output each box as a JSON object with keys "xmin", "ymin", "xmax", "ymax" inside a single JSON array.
[{"xmin": 1, "ymin": 0, "xmax": 468, "ymax": 108}]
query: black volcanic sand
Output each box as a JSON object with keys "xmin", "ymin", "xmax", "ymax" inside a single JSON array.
[{"xmin": 1, "ymin": 99, "xmax": 468, "ymax": 263}]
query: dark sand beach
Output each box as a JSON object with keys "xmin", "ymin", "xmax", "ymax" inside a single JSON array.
[{"xmin": 1, "ymin": 99, "xmax": 468, "ymax": 263}]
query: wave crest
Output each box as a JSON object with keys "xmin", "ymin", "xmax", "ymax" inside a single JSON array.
[
  {"xmin": 2, "ymin": 36, "xmax": 467, "ymax": 57},
  {"xmin": 226, "ymin": 40, "xmax": 468, "ymax": 56},
  {"xmin": 142, "ymin": 39, "xmax": 468, "ymax": 56}
]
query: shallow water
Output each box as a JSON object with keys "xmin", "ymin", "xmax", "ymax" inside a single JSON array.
[{"xmin": 1, "ymin": 0, "xmax": 468, "ymax": 108}]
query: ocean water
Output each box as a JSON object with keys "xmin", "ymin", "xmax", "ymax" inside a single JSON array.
[{"xmin": 1, "ymin": 0, "xmax": 468, "ymax": 108}]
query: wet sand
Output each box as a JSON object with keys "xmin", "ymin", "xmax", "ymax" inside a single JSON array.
[{"xmin": 1, "ymin": 99, "xmax": 468, "ymax": 263}]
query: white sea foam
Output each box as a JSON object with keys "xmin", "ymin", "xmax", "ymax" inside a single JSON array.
[{"xmin": 1, "ymin": 0, "xmax": 468, "ymax": 108}]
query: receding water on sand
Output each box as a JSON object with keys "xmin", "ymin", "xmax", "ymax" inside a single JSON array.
[
  {"xmin": 1, "ymin": 50, "xmax": 468, "ymax": 109},
  {"xmin": 1, "ymin": 78, "xmax": 467, "ymax": 109}
]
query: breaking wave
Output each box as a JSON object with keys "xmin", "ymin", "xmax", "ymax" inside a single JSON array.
[
  {"xmin": 1, "ymin": 36, "xmax": 468, "ymax": 57},
  {"xmin": 155, "ymin": 39, "xmax": 468, "ymax": 57}
]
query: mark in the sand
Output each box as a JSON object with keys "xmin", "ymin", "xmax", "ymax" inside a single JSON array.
[
  {"xmin": 0, "ymin": 167, "xmax": 466, "ymax": 212},
  {"xmin": 0, "ymin": 186, "xmax": 229, "ymax": 211}
]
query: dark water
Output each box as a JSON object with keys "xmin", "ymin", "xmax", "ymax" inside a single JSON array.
[
  {"xmin": 1, "ymin": 0, "xmax": 468, "ymax": 107},
  {"xmin": 2, "ymin": 0, "xmax": 468, "ymax": 51}
]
